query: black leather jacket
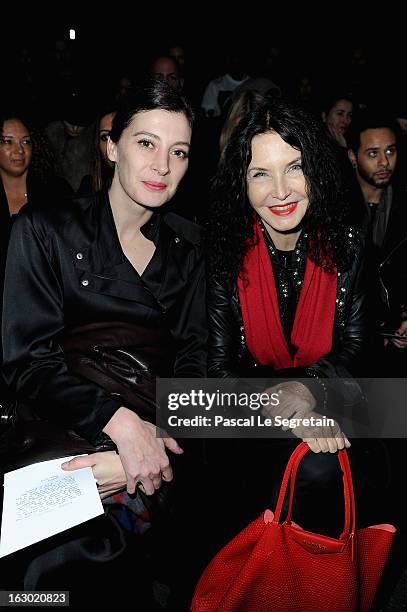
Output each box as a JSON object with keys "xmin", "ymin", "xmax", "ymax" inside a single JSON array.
[
  {"xmin": 208, "ymin": 237, "xmax": 367, "ymax": 381},
  {"xmin": 347, "ymin": 181, "xmax": 407, "ymax": 329},
  {"xmin": 375, "ymin": 186, "xmax": 407, "ymax": 327}
]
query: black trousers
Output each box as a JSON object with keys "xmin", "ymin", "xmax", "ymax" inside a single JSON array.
[
  {"xmin": 202, "ymin": 439, "xmax": 343, "ymax": 541},
  {"xmin": 0, "ymin": 504, "xmax": 158, "ymax": 609}
]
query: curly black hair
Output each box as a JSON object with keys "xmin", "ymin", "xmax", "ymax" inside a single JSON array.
[
  {"xmin": 207, "ymin": 97, "xmax": 358, "ymax": 286},
  {"xmin": 0, "ymin": 111, "xmax": 58, "ymax": 185}
]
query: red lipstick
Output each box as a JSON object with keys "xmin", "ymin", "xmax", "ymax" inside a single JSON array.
[
  {"xmin": 143, "ymin": 181, "xmax": 167, "ymax": 191},
  {"xmin": 268, "ymin": 201, "xmax": 299, "ymax": 216}
]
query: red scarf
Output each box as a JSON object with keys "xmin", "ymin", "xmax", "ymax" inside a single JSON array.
[{"xmin": 237, "ymin": 220, "xmax": 337, "ymax": 369}]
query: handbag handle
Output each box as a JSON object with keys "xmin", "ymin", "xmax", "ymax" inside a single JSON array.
[
  {"xmin": 288, "ymin": 444, "xmax": 356, "ymax": 539},
  {"xmin": 287, "ymin": 444, "xmax": 355, "ymax": 536},
  {"xmin": 273, "ymin": 442, "xmax": 356, "ymax": 538},
  {"xmin": 273, "ymin": 442, "xmax": 308, "ymax": 522}
]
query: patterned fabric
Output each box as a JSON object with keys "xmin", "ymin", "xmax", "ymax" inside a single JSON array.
[{"xmin": 103, "ymin": 492, "xmax": 151, "ymax": 535}]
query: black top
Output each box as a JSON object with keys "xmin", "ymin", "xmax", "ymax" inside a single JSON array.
[
  {"xmin": 272, "ymin": 248, "xmax": 299, "ymax": 351},
  {"xmin": 364, "ymin": 187, "xmax": 392, "ymax": 250},
  {"xmin": 2, "ymin": 191, "xmax": 207, "ymax": 442}
]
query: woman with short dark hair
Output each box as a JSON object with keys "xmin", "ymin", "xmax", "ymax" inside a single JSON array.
[{"xmin": 2, "ymin": 79, "xmax": 206, "ymax": 498}]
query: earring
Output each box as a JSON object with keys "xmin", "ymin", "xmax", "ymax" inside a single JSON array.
[{"xmin": 352, "ymin": 163, "xmax": 357, "ymax": 169}]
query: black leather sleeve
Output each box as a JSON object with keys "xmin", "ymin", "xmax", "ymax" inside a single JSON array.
[
  {"xmin": 207, "ymin": 277, "xmax": 242, "ymax": 379},
  {"xmin": 309, "ymin": 243, "xmax": 368, "ymax": 379},
  {"xmin": 170, "ymin": 249, "xmax": 208, "ymax": 379},
  {"xmin": 1, "ymin": 212, "xmax": 122, "ymax": 443}
]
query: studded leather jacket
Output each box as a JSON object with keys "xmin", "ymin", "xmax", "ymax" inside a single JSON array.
[{"xmin": 208, "ymin": 233, "xmax": 367, "ymax": 383}]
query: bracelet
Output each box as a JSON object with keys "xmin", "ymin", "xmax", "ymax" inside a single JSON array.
[{"xmin": 305, "ymin": 368, "xmax": 328, "ymax": 412}]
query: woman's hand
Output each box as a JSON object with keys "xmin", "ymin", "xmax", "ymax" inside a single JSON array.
[
  {"xmin": 102, "ymin": 406, "xmax": 183, "ymax": 495},
  {"xmin": 290, "ymin": 410, "xmax": 351, "ymax": 453},
  {"xmin": 262, "ymin": 381, "xmax": 316, "ymax": 421},
  {"xmin": 384, "ymin": 320, "xmax": 407, "ymax": 349},
  {"xmin": 61, "ymin": 451, "xmax": 127, "ymax": 499},
  {"xmin": 327, "ymin": 122, "xmax": 347, "ymax": 148}
]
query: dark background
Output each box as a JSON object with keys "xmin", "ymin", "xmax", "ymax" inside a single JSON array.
[{"xmin": 1, "ymin": 13, "xmax": 405, "ymax": 122}]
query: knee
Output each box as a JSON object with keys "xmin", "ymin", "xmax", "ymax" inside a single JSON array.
[{"xmin": 297, "ymin": 451, "xmax": 342, "ymax": 488}]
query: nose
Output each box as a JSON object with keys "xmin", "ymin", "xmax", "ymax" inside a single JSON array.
[
  {"xmin": 152, "ymin": 150, "xmax": 170, "ymax": 176},
  {"xmin": 378, "ymin": 152, "xmax": 390, "ymax": 168},
  {"xmin": 13, "ymin": 141, "xmax": 24, "ymax": 154},
  {"xmin": 271, "ymin": 174, "xmax": 291, "ymax": 201}
]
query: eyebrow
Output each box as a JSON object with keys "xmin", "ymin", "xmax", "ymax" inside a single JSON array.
[
  {"xmin": 132, "ymin": 130, "xmax": 190, "ymax": 147},
  {"xmin": 2, "ymin": 133, "xmax": 30, "ymax": 138},
  {"xmin": 365, "ymin": 144, "xmax": 397, "ymax": 152},
  {"xmin": 287, "ymin": 156, "xmax": 302, "ymax": 165},
  {"xmin": 248, "ymin": 156, "xmax": 302, "ymax": 172}
]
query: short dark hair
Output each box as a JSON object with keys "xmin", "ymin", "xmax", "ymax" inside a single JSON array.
[
  {"xmin": 109, "ymin": 78, "xmax": 193, "ymax": 143},
  {"xmin": 347, "ymin": 111, "xmax": 400, "ymax": 153}
]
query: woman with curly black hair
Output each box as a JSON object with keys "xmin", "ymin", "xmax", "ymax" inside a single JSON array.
[
  {"xmin": 0, "ymin": 112, "xmax": 72, "ymax": 216},
  {"xmin": 206, "ymin": 98, "xmax": 367, "ymax": 535}
]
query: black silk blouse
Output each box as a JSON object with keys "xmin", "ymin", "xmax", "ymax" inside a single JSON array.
[{"xmin": 1, "ymin": 192, "xmax": 207, "ymax": 441}]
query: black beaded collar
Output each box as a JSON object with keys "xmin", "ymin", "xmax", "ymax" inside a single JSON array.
[{"xmin": 259, "ymin": 220, "xmax": 308, "ymax": 299}]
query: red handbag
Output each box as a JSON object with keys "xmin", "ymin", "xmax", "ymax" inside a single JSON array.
[{"xmin": 192, "ymin": 442, "xmax": 395, "ymax": 612}]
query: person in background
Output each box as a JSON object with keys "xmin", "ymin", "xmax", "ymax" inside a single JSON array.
[
  {"xmin": 78, "ymin": 109, "xmax": 116, "ymax": 194},
  {"xmin": 200, "ymin": 52, "xmax": 250, "ymax": 118},
  {"xmin": 0, "ymin": 113, "xmax": 32, "ymax": 217},
  {"xmin": 322, "ymin": 93, "xmax": 354, "ymax": 148},
  {"xmin": 45, "ymin": 85, "xmax": 95, "ymax": 192},
  {"xmin": 151, "ymin": 55, "xmax": 184, "ymax": 91},
  {"xmin": 219, "ymin": 90, "xmax": 267, "ymax": 159},
  {"xmin": 0, "ymin": 110, "xmax": 72, "ymax": 452},
  {"xmin": 0, "ymin": 110, "xmax": 71, "ymax": 268},
  {"xmin": 168, "ymin": 44, "xmax": 185, "ymax": 69},
  {"xmin": 321, "ymin": 92, "xmax": 355, "ymax": 187},
  {"xmin": 347, "ymin": 112, "xmax": 407, "ymax": 370}
]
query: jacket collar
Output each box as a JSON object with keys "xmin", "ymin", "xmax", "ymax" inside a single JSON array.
[
  {"xmin": 73, "ymin": 190, "xmax": 201, "ymax": 276},
  {"xmin": 77, "ymin": 191, "xmax": 163, "ymax": 273}
]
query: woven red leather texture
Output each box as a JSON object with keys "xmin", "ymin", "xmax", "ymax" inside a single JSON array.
[{"xmin": 192, "ymin": 443, "xmax": 395, "ymax": 612}]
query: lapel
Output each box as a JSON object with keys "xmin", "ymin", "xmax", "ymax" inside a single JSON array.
[
  {"xmin": 71, "ymin": 192, "xmax": 160, "ymax": 309},
  {"xmin": 69, "ymin": 193, "xmax": 201, "ymax": 309}
]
